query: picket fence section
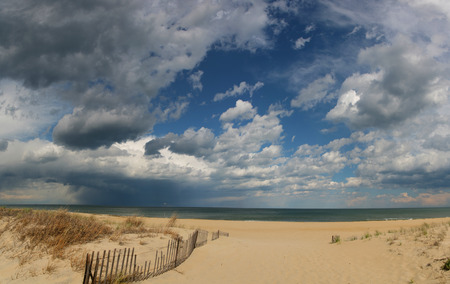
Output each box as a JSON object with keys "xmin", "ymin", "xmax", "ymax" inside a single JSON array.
[
  {"xmin": 82, "ymin": 229, "xmax": 212, "ymax": 284},
  {"xmin": 211, "ymin": 230, "xmax": 229, "ymax": 241}
]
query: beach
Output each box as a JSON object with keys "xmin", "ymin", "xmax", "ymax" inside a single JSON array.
[
  {"xmin": 1, "ymin": 212, "xmax": 449, "ymax": 283},
  {"xmin": 147, "ymin": 217, "xmax": 450, "ymax": 284}
]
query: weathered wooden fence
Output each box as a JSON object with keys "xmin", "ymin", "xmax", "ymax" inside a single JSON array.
[
  {"xmin": 211, "ymin": 230, "xmax": 229, "ymax": 241},
  {"xmin": 83, "ymin": 229, "xmax": 210, "ymax": 283}
]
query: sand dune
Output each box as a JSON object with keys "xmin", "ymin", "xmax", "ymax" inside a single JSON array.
[{"xmin": 1, "ymin": 212, "xmax": 449, "ymax": 283}]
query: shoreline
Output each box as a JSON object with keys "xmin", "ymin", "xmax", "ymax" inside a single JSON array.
[{"xmin": 3, "ymin": 204, "xmax": 450, "ymax": 223}]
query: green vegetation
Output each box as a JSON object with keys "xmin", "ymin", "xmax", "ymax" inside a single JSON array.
[
  {"xmin": 442, "ymin": 258, "xmax": 450, "ymax": 271},
  {"xmin": 361, "ymin": 232, "xmax": 372, "ymax": 240},
  {"xmin": 331, "ymin": 235, "xmax": 341, "ymax": 244}
]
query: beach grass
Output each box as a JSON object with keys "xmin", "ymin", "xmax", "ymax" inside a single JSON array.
[
  {"xmin": 0, "ymin": 207, "xmax": 181, "ymax": 259},
  {"xmin": 0, "ymin": 207, "xmax": 112, "ymax": 257}
]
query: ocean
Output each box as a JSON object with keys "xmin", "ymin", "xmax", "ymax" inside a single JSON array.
[{"xmin": 3, "ymin": 205, "xmax": 450, "ymax": 222}]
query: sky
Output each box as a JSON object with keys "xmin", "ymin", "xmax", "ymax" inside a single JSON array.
[{"xmin": 0, "ymin": 0, "xmax": 449, "ymax": 208}]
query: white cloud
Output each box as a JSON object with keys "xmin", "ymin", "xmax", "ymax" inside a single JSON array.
[
  {"xmin": 189, "ymin": 70, "xmax": 204, "ymax": 91},
  {"xmin": 291, "ymin": 74, "xmax": 335, "ymax": 109},
  {"xmin": 0, "ymin": 79, "xmax": 69, "ymax": 139},
  {"xmin": 219, "ymin": 100, "xmax": 257, "ymax": 122},
  {"xmin": 214, "ymin": 81, "xmax": 264, "ymax": 101},
  {"xmin": 293, "ymin": 36, "xmax": 311, "ymax": 49},
  {"xmin": 305, "ymin": 24, "xmax": 315, "ymax": 33}
]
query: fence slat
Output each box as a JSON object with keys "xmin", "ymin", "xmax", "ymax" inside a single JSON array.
[
  {"xmin": 114, "ymin": 249, "xmax": 121, "ymax": 279},
  {"xmin": 153, "ymin": 250, "xmax": 158, "ymax": 274},
  {"xmin": 83, "ymin": 253, "xmax": 90, "ymax": 284},
  {"xmin": 104, "ymin": 250, "xmax": 110, "ymax": 284},
  {"xmin": 109, "ymin": 249, "xmax": 116, "ymax": 281},
  {"xmin": 98, "ymin": 250, "xmax": 106, "ymax": 284},
  {"xmin": 144, "ymin": 261, "xmax": 147, "ymax": 279},
  {"xmin": 129, "ymin": 248, "xmax": 135, "ymax": 275},
  {"xmin": 92, "ymin": 252, "xmax": 100, "ymax": 284}
]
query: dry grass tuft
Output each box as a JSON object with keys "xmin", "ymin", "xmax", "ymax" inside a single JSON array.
[
  {"xmin": 0, "ymin": 208, "xmax": 112, "ymax": 257},
  {"xmin": 166, "ymin": 213, "xmax": 178, "ymax": 227},
  {"xmin": 161, "ymin": 214, "xmax": 182, "ymax": 239},
  {"xmin": 69, "ymin": 249, "xmax": 88, "ymax": 272},
  {"xmin": 121, "ymin": 216, "xmax": 147, "ymax": 234},
  {"xmin": 43, "ymin": 261, "xmax": 57, "ymax": 274},
  {"xmin": 125, "ymin": 216, "xmax": 144, "ymax": 228}
]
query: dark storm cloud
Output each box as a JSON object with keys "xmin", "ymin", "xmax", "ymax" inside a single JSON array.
[
  {"xmin": 145, "ymin": 128, "xmax": 215, "ymax": 157},
  {"xmin": 0, "ymin": 0, "xmax": 271, "ymax": 149},
  {"xmin": 144, "ymin": 133, "xmax": 178, "ymax": 156},
  {"xmin": 64, "ymin": 174, "xmax": 188, "ymax": 207},
  {"xmin": 0, "ymin": 1, "xmax": 139, "ymax": 89},
  {"xmin": 0, "ymin": 150, "xmax": 206, "ymax": 206},
  {"xmin": 53, "ymin": 107, "xmax": 155, "ymax": 149},
  {"xmin": 0, "ymin": 1, "xmax": 160, "ymax": 148}
]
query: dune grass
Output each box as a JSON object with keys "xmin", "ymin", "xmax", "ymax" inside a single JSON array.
[
  {"xmin": 0, "ymin": 207, "xmax": 181, "ymax": 259},
  {"xmin": 0, "ymin": 207, "xmax": 113, "ymax": 257}
]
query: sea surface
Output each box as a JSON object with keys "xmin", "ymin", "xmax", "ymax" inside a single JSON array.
[{"xmin": 3, "ymin": 205, "xmax": 450, "ymax": 222}]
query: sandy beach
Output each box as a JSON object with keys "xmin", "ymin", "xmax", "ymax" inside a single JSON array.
[
  {"xmin": 147, "ymin": 217, "xmax": 450, "ymax": 284},
  {"xmin": 1, "ymin": 212, "xmax": 450, "ymax": 284}
]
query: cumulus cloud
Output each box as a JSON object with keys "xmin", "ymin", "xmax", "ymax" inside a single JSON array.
[
  {"xmin": 145, "ymin": 101, "xmax": 282, "ymax": 162},
  {"xmin": 214, "ymin": 81, "xmax": 264, "ymax": 101},
  {"xmin": 327, "ymin": 36, "xmax": 447, "ymax": 129},
  {"xmin": 219, "ymin": 100, "xmax": 257, "ymax": 122},
  {"xmin": 291, "ymin": 74, "xmax": 335, "ymax": 109},
  {"xmin": 0, "ymin": 101, "xmax": 292, "ymax": 205},
  {"xmin": 0, "ymin": 0, "xmax": 271, "ymax": 149},
  {"xmin": 342, "ymin": 94, "xmax": 450, "ymax": 191},
  {"xmin": 144, "ymin": 133, "xmax": 178, "ymax": 157}
]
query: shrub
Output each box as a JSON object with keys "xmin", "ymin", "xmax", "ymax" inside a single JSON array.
[{"xmin": 331, "ymin": 235, "xmax": 341, "ymax": 244}]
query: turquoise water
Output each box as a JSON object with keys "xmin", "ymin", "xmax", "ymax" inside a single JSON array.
[{"xmin": 3, "ymin": 205, "xmax": 450, "ymax": 222}]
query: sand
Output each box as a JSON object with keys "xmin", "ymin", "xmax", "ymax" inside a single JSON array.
[{"xmin": 1, "ymin": 214, "xmax": 450, "ymax": 284}]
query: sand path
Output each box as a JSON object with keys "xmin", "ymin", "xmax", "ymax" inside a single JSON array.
[{"xmin": 148, "ymin": 218, "xmax": 450, "ymax": 284}]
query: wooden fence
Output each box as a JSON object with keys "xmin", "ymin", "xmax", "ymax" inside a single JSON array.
[
  {"xmin": 83, "ymin": 229, "xmax": 209, "ymax": 284},
  {"xmin": 211, "ymin": 230, "xmax": 229, "ymax": 241}
]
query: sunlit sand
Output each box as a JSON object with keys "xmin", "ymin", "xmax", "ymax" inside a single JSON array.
[{"xmin": 1, "ymin": 209, "xmax": 449, "ymax": 283}]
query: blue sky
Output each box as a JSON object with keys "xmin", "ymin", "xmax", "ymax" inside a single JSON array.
[{"xmin": 1, "ymin": 0, "xmax": 449, "ymax": 208}]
